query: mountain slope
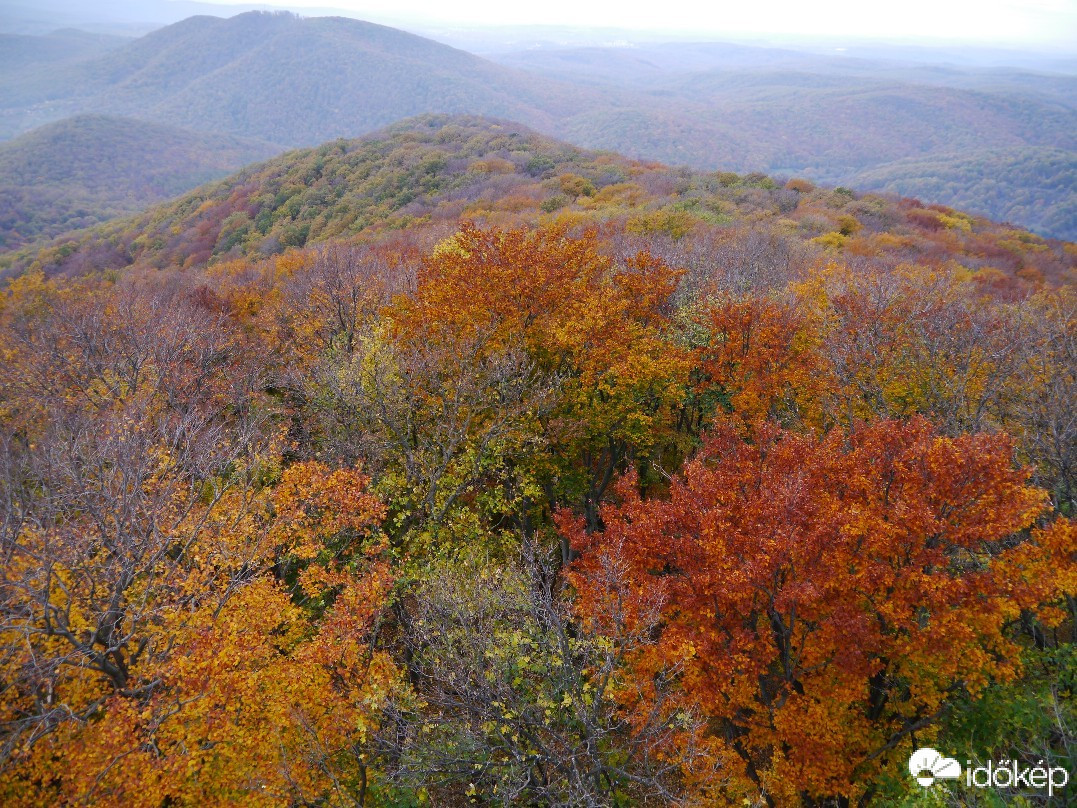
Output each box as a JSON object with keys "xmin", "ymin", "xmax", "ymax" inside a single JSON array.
[
  {"xmin": 5, "ymin": 115, "xmax": 1071, "ymax": 293},
  {"xmin": 2, "ymin": 14, "xmax": 1074, "ymax": 240},
  {"xmin": 0, "ymin": 12, "xmax": 592, "ymax": 145},
  {"xmin": 850, "ymin": 147, "xmax": 1077, "ymax": 240},
  {"xmin": 0, "ymin": 114, "xmax": 282, "ymax": 249}
]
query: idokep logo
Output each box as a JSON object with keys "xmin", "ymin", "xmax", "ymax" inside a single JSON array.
[
  {"xmin": 908, "ymin": 748, "xmax": 961, "ymax": 787},
  {"xmin": 965, "ymin": 758, "xmax": 1070, "ymax": 799},
  {"xmin": 909, "ymin": 747, "xmax": 1071, "ymax": 799}
]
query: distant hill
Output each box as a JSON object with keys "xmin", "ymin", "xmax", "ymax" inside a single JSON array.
[
  {"xmin": 495, "ymin": 42, "xmax": 1077, "ymax": 106},
  {"xmin": 557, "ymin": 82, "xmax": 1075, "ymax": 174},
  {"xmin": 5, "ymin": 115, "xmax": 1071, "ymax": 294},
  {"xmin": 0, "ymin": 28, "xmax": 129, "ymax": 69},
  {"xmin": 0, "ymin": 0, "xmax": 272, "ymax": 36},
  {"xmin": 0, "ymin": 11, "xmax": 591, "ymax": 144},
  {"xmin": 498, "ymin": 44, "xmax": 1077, "ymax": 239},
  {"xmin": 0, "ymin": 114, "xmax": 281, "ymax": 249},
  {"xmin": 0, "ymin": 28, "xmax": 131, "ymax": 114},
  {"xmin": 1, "ymin": 13, "xmax": 1074, "ymax": 240}
]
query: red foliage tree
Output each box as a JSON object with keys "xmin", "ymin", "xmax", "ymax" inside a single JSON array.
[{"xmin": 564, "ymin": 418, "xmax": 1073, "ymax": 806}]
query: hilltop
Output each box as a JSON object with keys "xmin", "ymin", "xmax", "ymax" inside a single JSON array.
[
  {"xmin": 0, "ymin": 115, "xmax": 281, "ymax": 249},
  {"xmin": 0, "ymin": 11, "xmax": 588, "ymax": 144},
  {"xmin": 1, "ymin": 13, "xmax": 1074, "ymax": 239},
  {"xmin": 7, "ymin": 115, "xmax": 1072, "ymax": 293}
]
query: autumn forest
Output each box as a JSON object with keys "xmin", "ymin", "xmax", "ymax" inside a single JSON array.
[{"xmin": 0, "ymin": 16, "xmax": 1074, "ymax": 806}]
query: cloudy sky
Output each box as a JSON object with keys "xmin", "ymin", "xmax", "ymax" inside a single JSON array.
[{"xmin": 197, "ymin": 0, "xmax": 1077, "ymax": 47}]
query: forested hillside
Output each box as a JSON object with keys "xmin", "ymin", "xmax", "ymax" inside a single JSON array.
[
  {"xmin": 0, "ymin": 115, "xmax": 1073, "ymax": 805},
  {"xmin": 0, "ymin": 12, "xmax": 584, "ymax": 144},
  {"xmin": 7, "ymin": 115, "xmax": 1071, "ymax": 292},
  {"xmin": 0, "ymin": 115, "xmax": 281, "ymax": 249},
  {"xmin": 852, "ymin": 147, "xmax": 1076, "ymax": 240},
  {"xmin": 1, "ymin": 11, "xmax": 1073, "ymax": 240}
]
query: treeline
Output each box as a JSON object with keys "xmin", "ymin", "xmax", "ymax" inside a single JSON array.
[{"xmin": 0, "ymin": 206, "xmax": 1073, "ymax": 805}]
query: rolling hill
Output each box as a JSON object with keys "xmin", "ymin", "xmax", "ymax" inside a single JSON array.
[
  {"xmin": 5, "ymin": 115, "xmax": 1071, "ymax": 293},
  {"xmin": 496, "ymin": 43, "xmax": 1077, "ymax": 239},
  {"xmin": 0, "ymin": 114, "xmax": 282, "ymax": 249},
  {"xmin": 849, "ymin": 147, "xmax": 1077, "ymax": 239},
  {"xmin": 0, "ymin": 11, "xmax": 592, "ymax": 144},
  {"xmin": 1, "ymin": 12, "xmax": 1074, "ymax": 241}
]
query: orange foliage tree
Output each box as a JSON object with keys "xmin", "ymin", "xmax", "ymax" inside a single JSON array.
[
  {"xmin": 315, "ymin": 223, "xmax": 690, "ymax": 556},
  {"xmin": 0, "ymin": 279, "xmax": 399, "ymax": 806},
  {"xmin": 693, "ymin": 294, "xmax": 823, "ymax": 431}
]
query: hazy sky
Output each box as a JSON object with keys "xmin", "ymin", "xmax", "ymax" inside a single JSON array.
[{"xmin": 198, "ymin": 0, "xmax": 1077, "ymax": 47}]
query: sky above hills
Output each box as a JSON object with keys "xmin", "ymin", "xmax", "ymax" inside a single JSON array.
[
  {"xmin": 3, "ymin": 0, "xmax": 1074, "ymax": 52},
  {"xmin": 191, "ymin": 0, "xmax": 1077, "ymax": 48}
]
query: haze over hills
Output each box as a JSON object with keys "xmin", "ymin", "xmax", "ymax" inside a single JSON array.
[
  {"xmin": 0, "ymin": 11, "xmax": 589, "ymax": 144},
  {"xmin": 0, "ymin": 0, "xmax": 284, "ymax": 35},
  {"xmin": 0, "ymin": 10, "xmax": 1074, "ymax": 241},
  {"xmin": 0, "ymin": 114, "xmax": 283, "ymax": 249},
  {"xmin": 497, "ymin": 43, "xmax": 1077, "ymax": 237},
  {"xmin": 493, "ymin": 41, "xmax": 1077, "ymax": 101},
  {"xmin": 0, "ymin": 28, "xmax": 130, "ymax": 69}
]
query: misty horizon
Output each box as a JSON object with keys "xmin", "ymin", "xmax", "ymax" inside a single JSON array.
[
  {"xmin": 2, "ymin": 0, "xmax": 1076, "ymax": 60},
  {"xmin": 193, "ymin": 0, "xmax": 1077, "ymax": 50}
]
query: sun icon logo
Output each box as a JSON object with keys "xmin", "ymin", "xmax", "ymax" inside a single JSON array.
[{"xmin": 908, "ymin": 747, "xmax": 962, "ymax": 787}]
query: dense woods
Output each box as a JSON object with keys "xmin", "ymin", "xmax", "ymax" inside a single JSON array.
[{"xmin": 0, "ymin": 117, "xmax": 1073, "ymax": 806}]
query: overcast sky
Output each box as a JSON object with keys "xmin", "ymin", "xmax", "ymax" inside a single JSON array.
[{"xmin": 197, "ymin": 0, "xmax": 1077, "ymax": 47}]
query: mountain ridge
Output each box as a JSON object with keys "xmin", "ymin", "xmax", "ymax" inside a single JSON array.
[
  {"xmin": 0, "ymin": 12, "xmax": 588, "ymax": 144},
  {"xmin": 1, "ymin": 12, "xmax": 1074, "ymax": 239},
  {"xmin": 5, "ymin": 114, "xmax": 1071, "ymax": 293}
]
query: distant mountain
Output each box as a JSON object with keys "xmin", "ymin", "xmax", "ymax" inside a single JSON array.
[
  {"xmin": 0, "ymin": 28, "xmax": 129, "ymax": 68},
  {"xmin": 2, "ymin": 13, "xmax": 1074, "ymax": 240},
  {"xmin": 494, "ymin": 41, "xmax": 834, "ymax": 86},
  {"xmin": 0, "ymin": 11, "xmax": 591, "ymax": 144},
  {"xmin": 497, "ymin": 43, "xmax": 1077, "ymax": 239},
  {"xmin": 0, "ymin": 28, "xmax": 132, "ymax": 113},
  {"xmin": 0, "ymin": 0, "xmax": 276, "ymax": 36},
  {"xmin": 495, "ymin": 42, "xmax": 1077, "ymax": 104},
  {"xmin": 0, "ymin": 114, "xmax": 281, "ymax": 249},
  {"xmin": 558, "ymin": 73, "xmax": 1075, "ymax": 171}
]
